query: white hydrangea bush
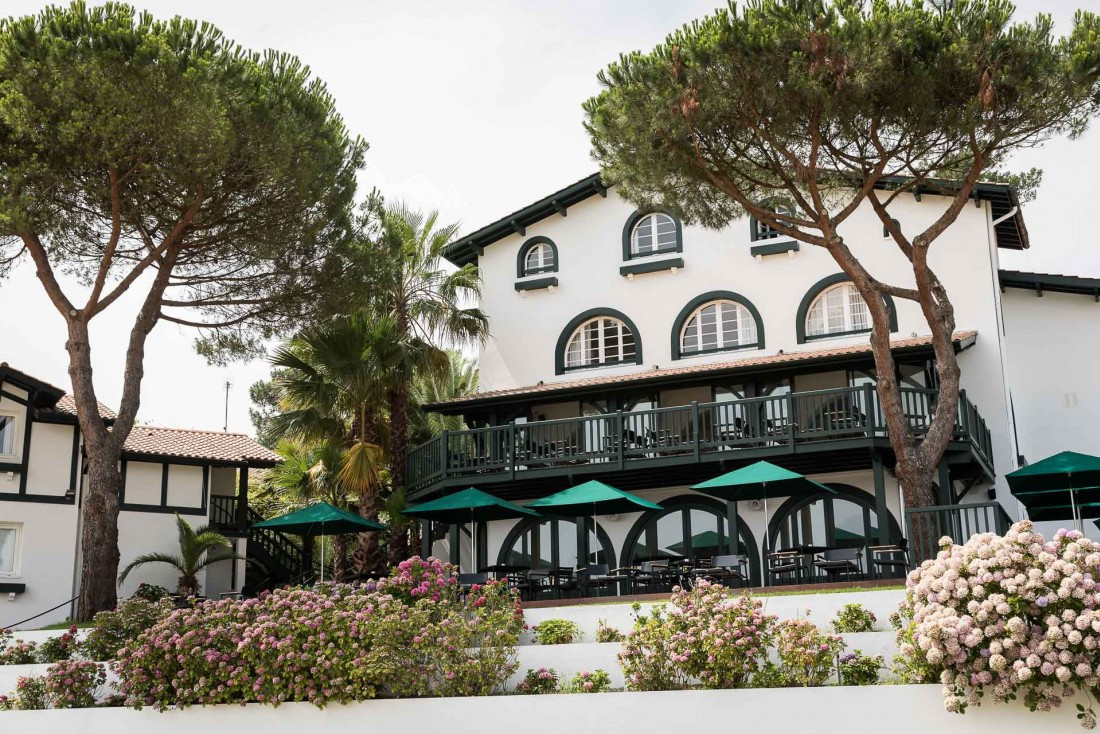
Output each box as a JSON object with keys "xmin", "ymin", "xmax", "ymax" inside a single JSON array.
[{"xmin": 895, "ymin": 521, "xmax": 1100, "ymax": 729}]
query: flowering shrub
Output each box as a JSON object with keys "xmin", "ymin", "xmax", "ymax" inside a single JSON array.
[
  {"xmin": 10, "ymin": 675, "xmax": 49, "ymax": 710},
  {"xmin": 45, "ymin": 660, "xmax": 107, "ymax": 708},
  {"xmin": 839, "ymin": 650, "xmax": 883, "ymax": 686},
  {"xmin": 115, "ymin": 558, "xmax": 523, "ymax": 709},
  {"xmin": 533, "ymin": 618, "xmax": 580, "ymax": 645},
  {"xmin": 35, "ymin": 625, "xmax": 80, "ymax": 663},
  {"xmin": 515, "ymin": 667, "xmax": 559, "ymax": 694},
  {"xmin": 596, "ymin": 619, "xmax": 624, "ymax": 643},
  {"xmin": 770, "ymin": 617, "xmax": 844, "ymax": 687},
  {"xmin": 565, "ymin": 669, "xmax": 612, "ymax": 693},
  {"xmin": 83, "ymin": 596, "xmax": 176, "ymax": 661},
  {"xmin": 896, "ymin": 521, "xmax": 1100, "ymax": 728},
  {"xmin": 620, "ymin": 584, "xmax": 776, "ymax": 691},
  {"xmin": 833, "ymin": 603, "xmax": 878, "ymax": 633},
  {"xmin": 132, "ymin": 583, "xmax": 172, "ymax": 602},
  {"xmin": 0, "ymin": 628, "xmax": 37, "ymax": 665}
]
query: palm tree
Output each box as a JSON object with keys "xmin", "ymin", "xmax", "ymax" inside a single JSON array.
[
  {"xmin": 118, "ymin": 514, "xmax": 244, "ymax": 598},
  {"xmin": 266, "ymin": 439, "xmax": 357, "ymax": 581},
  {"xmin": 364, "ymin": 203, "xmax": 489, "ymax": 560},
  {"xmin": 409, "ymin": 350, "xmax": 479, "ymax": 445},
  {"xmin": 268, "ymin": 314, "xmax": 401, "ymax": 575}
]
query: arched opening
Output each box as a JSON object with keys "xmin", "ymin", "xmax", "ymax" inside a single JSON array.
[{"xmin": 497, "ymin": 516, "xmax": 615, "ymax": 570}]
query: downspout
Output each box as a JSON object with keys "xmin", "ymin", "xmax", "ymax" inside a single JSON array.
[
  {"xmin": 991, "ymin": 206, "xmax": 1018, "ymax": 228},
  {"xmin": 69, "ymin": 434, "xmax": 85, "ymax": 620}
]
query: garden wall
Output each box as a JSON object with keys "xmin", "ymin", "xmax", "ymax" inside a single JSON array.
[{"xmin": 0, "ymin": 685, "xmax": 1088, "ymax": 733}]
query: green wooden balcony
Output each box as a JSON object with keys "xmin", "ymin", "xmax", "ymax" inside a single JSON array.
[{"xmin": 407, "ymin": 385, "xmax": 993, "ymax": 496}]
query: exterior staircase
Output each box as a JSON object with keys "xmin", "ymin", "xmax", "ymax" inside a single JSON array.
[{"xmin": 243, "ymin": 507, "xmax": 308, "ymax": 593}]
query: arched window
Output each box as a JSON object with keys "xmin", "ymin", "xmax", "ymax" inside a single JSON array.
[
  {"xmin": 805, "ymin": 282, "xmax": 870, "ymax": 338},
  {"xmin": 621, "ymin": 495, "xmax": 760, "ymax": 583},
  {"xmin": 681, "ymin": 300, "xmax": 758, "ymax": 355},
  {"xmin": 516, "ymin": 236, "xmax": 558, "ymax": 277},
  {"xmin": 750, "ymin": 202, "xmax": 793, "ymax": 241},
  {"xmin": 622, "ymin": 211, "xmax": 682, "ymax": 260},
  {"xmin": 565, "ymin": 317, "xmax": 635, "ymax": 369},
  {"xmin": 498, "ymin": 517, "xmax": 615, "ymax": 570},
  {"xmin": 766, "ymin": 484, "xmax": 903, "ymax": 564}
]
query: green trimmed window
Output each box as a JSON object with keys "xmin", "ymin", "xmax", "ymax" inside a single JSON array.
[
  {"xmin": 805, "ymin": 282, "xmax": 870, "ymax": 338},
  {"xmin": 680, "ymin": 300, "xmax": 759, "ymax": 355},
  {"xmin": 630, "ymin": 212, "xmax": 678, "ymax": 257},
  {"xmin": 750, "ymin": 202, "xmax": 793, "ymax": 241},
  {"xmin": 564, "ymin": 316, "xmax": 637, "ymax": 370},
  {"xmin": 523, "ymin": 241, "xmax": 555, "ymax": 275}
]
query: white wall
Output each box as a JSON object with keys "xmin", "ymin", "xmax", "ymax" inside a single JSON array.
[
  {"xmin": 0, "ymin": 501, "xmax": 79, "ymax": 630},
  {"xmin": 24, "ymin": 423, "xmax": 76, "ymax": 498}
]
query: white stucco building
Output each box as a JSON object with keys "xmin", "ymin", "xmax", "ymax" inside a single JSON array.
[
  {"xmin": 0, "ymin": 363, "xmax": 281, "ymax": 628},
  {"xmin": 407, "ymin": 173, "xmax": 1098, "ymax": 585}
]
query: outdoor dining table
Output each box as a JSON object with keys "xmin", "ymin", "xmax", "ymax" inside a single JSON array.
[{"xmin": 478, "ymin": 563, "xmax": 531, "ymax": 579}]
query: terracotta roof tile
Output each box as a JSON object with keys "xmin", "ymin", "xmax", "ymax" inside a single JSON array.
[
  {"xmin": 53, "ymin": 394, "xmax": 117, "ymax": 420},
  {"xmin": 430, "ymin": 330, "xmax": 978, "ymax": 409},
  {"xmin": 122, "ymin": 426, "xmax": 279, "ymax": 466}
]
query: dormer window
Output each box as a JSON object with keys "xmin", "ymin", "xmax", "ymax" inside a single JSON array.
[
  {"xmin": 564, "ymin": 317, "xmax": 636, "ymax": 369},
  {"xmin": 805, "ymin": 282, "xmax": 870, "ymax": 338},
  {"xmin": 622, "ymin": 211, "xmax": 682, "ymax": 260},
  {"xmin": 750, "ymin": 202, "xmax": 793, "ymax": 241},
  {"xmin": 516, "ymin": 236, "xmax": 559, "ymax": 277}
]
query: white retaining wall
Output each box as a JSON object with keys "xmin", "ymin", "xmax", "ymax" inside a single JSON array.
[{"xmin": 0, "ymin": 685, "xmax": 1089, "ymax": 733}]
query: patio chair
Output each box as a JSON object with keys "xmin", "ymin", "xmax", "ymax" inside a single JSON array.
[
  {"xmin": 633, "ymin": 560, "xmax": 672, "ymax": 594},
  {"xmin": 813, "ymin": 547, "xmax": 864, "ymax": 582},
  {"xmin": 548, "ymin": 566, "xmax": 578, "ymax": 599},
  {"xmin": 766, "ymin": 550, "xmax": 802, "ymax": 585},
  {"xmin": 578, "ymin": 563, "xmax": 630, "ymax": 597},
  {"xmin": 692, "ymin": 554, "xmax": 749, "ymax": 588},
  {"xmin": 870, "ymin": 539, "xmax": 911, "ymax": 580}
]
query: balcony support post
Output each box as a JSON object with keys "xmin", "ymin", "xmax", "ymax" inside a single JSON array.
[
  {"xmin": 439, "ymin": 431, "xmax": 449, "ymax": 481},
  {"xmin": 692, "ymin": 401, "xmax": 701, "ymax": 461},
  {"xmin": 958, "ymin": 389, "xmax": 970, "ymax": 439},
  {"xmin": 871, "ymin": 450, "xmax": 891, "ymax": 546},
  {"xmin": 937, "ymin": 459, "xmax": 953, "ymax": 505},
  {"xmin": 577, "ymin": 515, "xmax": 589, "ymax": 570},
  {"xmin": 450, "ymin": 524, "xmax": 461, "ymax": 568},
  {"xmin": 863, "ymin": 383, "xmax": 877, "ymax": 436},
  {"xmin": 420, "ymin": 519, "xmax": 432, "ymax": 558},
  {"xmin": 726, "ymin": 500, "xmax": 740, "ymax": 556},
  {"xmin": 616, "ymin": 411, "xmax": 625, "ymax": 469},
  {"xmin": 236, "ymin": 466, "xmax": 249, "ymax": 529},
  {"xmin": 786, "ymin": 393, "xmax": 796, "ymax": 446},
  {"xmin": 508, "ymin": 423, "xmax": 516, "ymax": 480}
]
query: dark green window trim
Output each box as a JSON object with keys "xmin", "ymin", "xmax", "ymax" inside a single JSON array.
[
  {"xmin": 0, "ymin": 492, "xmax": 74, "ymax": 505},
  {"xmin": 514, "ymin": 276, "xmax": 558, "ymax": 292},
  {"xmin": 883, "ymin": 218, "xmax": 900, "ymax": 238},
  {"xmin": 622, "ymin": 209, "xmax": 683, "ymax": 261},
  {"xmin": 795, "ymin": 273, "xmax": 898, "ymax": 345},
  {"xmin": 749, "ymin": 240, "xmax": 798, "ymax": 257},
  {"xmin": 749, "ymin": 199, "xmax": 795, "ymax": 243},
  {"xmin": 619, "ymin": 257, "xmax": 684, "ymax": 277},
  {"xmin": 671, "ymin": 290, "xmax": 765, "ymax": 360},
  {"xmin": 516, "ymin": 236, "xmax": 559, "ymax": 278},
  {"xmin": 554, "ymin": 307, "xmax": 644, "ymax": 376},
  {"xmin": 0, "ymin": 582, "xmax": 26, "ymax": 594}
]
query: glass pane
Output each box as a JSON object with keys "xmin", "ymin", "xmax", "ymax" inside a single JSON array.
[
  {"xmin": 682, "ymin": 316, "xmax": 700, "ymax": 352},
  {"xmin": 656, "ymin": 511, "xmax": 685, "ymax": 559},
  {"xmin": 0, "ymin": 528, "xmax": 15, "ymax": 574},
  {"xmin": 0, "ymin": 415, "xmax": 12, "ymax": 455},
  {"xmin": 832, "ymin": 499, "xmax": 867, "ymax": 548},
  {"xmin": 558, "ymin": 520, "xmax": 578, "ymax": 570},
  {"xmin": 689, "ymin": 509, "xmax": 721, "ymax": 561},
  {"xmin": 632, "ymin": 217, "xmax": 654, "ymax": 254},
  {"xmin": 847, "ymin": 285, "xmax": 870, "ymax": 330}
]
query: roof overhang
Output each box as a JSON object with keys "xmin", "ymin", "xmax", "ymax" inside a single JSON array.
[
  {"xmin": 443, "ymin": 172, "xmax": 1028, "ymax": 267},
  {"xmin": 999, "ymin": 270, "xmax": 1100, "ymax": 299},
  {"xmin": 428, "ymin": 330, "xmax": 977, "ymax": 415},
  {"xmin": 0, "ymin": 362, "xmax": 66, "ymax": 407}
]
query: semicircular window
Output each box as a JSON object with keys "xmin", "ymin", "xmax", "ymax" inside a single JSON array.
[
  {"xmin": 630, "ymin": 212, "xmax": 678, "ymax": 257},
  {"xmin": 680, "ymin": 300, "xmax": 759, "ymax": 355},
  {"xmin": 522, "ymin": 241, "xmax": 556, "ymax": 275},
  {"xmin": 805, "ymin": 282, "xmax": 870, "ymax": 338},
  {"xmin": 565, "ymin": 316, "xmax": 636, "ymax": 370}
]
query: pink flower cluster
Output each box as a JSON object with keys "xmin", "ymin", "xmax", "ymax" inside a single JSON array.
[
  {"xmin": 897, "ymin": 521, "xmax": 1100, "ymax": 728},
  {"xmin": 44, "ymin": 660, "xmax": 106, "ymax": 709},
  {"xmin": 0, "ymin": 627, "xmax": 38, "ymax": 665},
  {"xmin": 113, "ymin": 558, "xmax": 525, "ymax": 710},
  {"xmin": 565, "ymin": 669, "xmax": 611, "ymax": 693},
  {"xmin": 515, "ymin": 666, "xmax": 559, "ymax": 694},
  {"xmin": 773, "ymin": 617, "xmax": 844, "ymax": 687}
]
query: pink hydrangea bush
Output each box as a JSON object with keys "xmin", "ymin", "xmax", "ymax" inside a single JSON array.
[
  {"xmin": 114, "ymin": 558, "xmax": 524, "ymax": 709},
  {"xmin": 515, "ymin": 667, "xmax": 559, "ymax": 694},
  {"xmin": 620, "ymin": 583, "xmax": 776, "ymax": 690},
  {"xmin": 0, "ymin": 627, "xmax": 37, "ymax": 665},
  {"xmin": 565, "ymin": 669, "xmax": 612, "ymax": 693},
  {"xmin": 896, "ymin": 521, "xmax": 1100, "ymax": 729},
  {"xmin": 45, "ymin": 660, "xmax": 107, "ymax": 708},
  {"xmin": 771, "ymin": 617, "xmax": 844, "ymax": 687}
]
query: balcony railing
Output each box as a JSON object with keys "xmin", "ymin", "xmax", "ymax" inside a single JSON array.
[
  {"xmin": 408, "ymin": 386, "xmax": 993, "ymax": 491},
  {"xmin": 210, "ymin": 495, "xmax": 239, "ymax": 527}
]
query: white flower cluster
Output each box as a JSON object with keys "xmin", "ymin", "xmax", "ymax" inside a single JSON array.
[{"xmin": 898, "ymin": 521, "xmax": 1100, "ymax": 728}]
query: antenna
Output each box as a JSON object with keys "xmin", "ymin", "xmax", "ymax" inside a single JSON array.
[{"xmin": 223, "ymin": 381, "xmax": 232, "ymax": 432}]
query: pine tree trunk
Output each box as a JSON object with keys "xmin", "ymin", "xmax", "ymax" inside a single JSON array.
[{"xmin": 76, "ymin": 453, "xmax": 121, "ymax": 620}]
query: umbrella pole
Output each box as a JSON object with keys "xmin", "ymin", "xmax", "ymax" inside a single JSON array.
[
  {"xmin": 763, "ymin": 489, "xmax": 770, "ymax": 588},
  {"xmin": 320, "ymin": 535, "xmax": 325, "ymax": 584}
]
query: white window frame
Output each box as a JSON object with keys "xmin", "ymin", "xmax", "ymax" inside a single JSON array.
[
  {"xmin": 752, "ymin": 203, "xmax": 793, "ymax": 241},
  {"xmin": 0, "ymin": 522, "xmax": 23, "ymax": 578},
  {"xmin": 0, "ymin": 410, "xmax": 18, "ymax": 460},
  {"xmin": 805, "ymin": 282, "xmax": 871, "ymax": 338},
  {"xmin": 629, "ymin": 213, "xmax": 678, "ymax": 257},
  {"xmin": 523, "ymin": 242, "xmax": 555, "ymax": 275},
  {"xmin": 680, "ymin": 300, "xmax": 759, "ymax": 355},
  {"xmin": 564, "ymin": 317, "xmax": 636, "ymax": 369}
]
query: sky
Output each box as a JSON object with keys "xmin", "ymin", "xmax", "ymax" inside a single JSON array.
[{"xmin": 1, "ymin": 0, "xmax": 1098, "ymax": 436}]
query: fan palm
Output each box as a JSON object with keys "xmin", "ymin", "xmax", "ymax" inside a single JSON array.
[
  {"xmin": 363, "ymin": 203, "xmax": 488, "ymax": 561},
  {"xmin": 118, "ymin": 514, "xmax": 244, "ymax": 598},
  {"xmin": 409, "ymin": 350, "xmax": 479, "ymax": 444}
]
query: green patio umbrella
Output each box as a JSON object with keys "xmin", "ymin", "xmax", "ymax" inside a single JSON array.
[
  {"xmin": 1007, "ymin": 451, "xmax": 1100, "ymax": 530},
  {"xmin": 693, "ymin": 461, "xmax": 836, "ymax": 583},
  {"xmin": 667, "ymin": 529, "xmax": 722, "ymax": 555},
  {"xmin": 254, "ymin": 502, "xmax": 386, "ymax": 581},
  {"xmin": 403, "ymin": 487, "xmax": 541, "ymax": 569},
  {"xmin": 527, "ymin": 480, "xmax": 662, "ymax": 566}
]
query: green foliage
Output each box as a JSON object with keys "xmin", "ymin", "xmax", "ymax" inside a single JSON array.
[
  {"xmin": 839, "ymin": 650, "xmax": 884, "ymax": 687},
  {"xmin": 82, "ymin": 596, "xmax": 176, "ymax": 662},
  {"xmin": 118, "ymin": 514, "xmax": 241, "ymax": 597},
  {"xmin": 515, "ymin": 667, "xmax": 560, "ymax": 694},
  {"xmin": 770, "ymin": 618, "xmax": 845, "ymax": 688},
  {"xmin": 832, "ymin": 603, "xmax": 878, "ymax": 633},
  {"xmin": 34, "ymin": 625, "xmax": 79, "ymax": 664},
  {"xmin": 131, "ymin": 583, "xmax": 171, "ymax": 603},
  {"xmin": 0, "ymin": 627, "xmax": 36, "ymax": 664},
  {"xmin": 408, "ymin": 350, "xmax": 480, "ymax": 443},
  {"xmin": 595, "ymin": 618, "xmax": 624, "ymax": 643},
  {"xmin": 45, "ymin": 661, "xmax": 107, "ymax": 709},
  {"xmin": 564, "ymin": 669, "xmax": 612, "ymax": 693},
  {"xmin": 0, "ymin": 1, "xmax": 367, "ymax": 358},
  {"xmin": 9, "ymin": 675, "xmax": 49, "ymax": 710},
  {"xmin": 533, "ymin": 618, "xmax": 581, "ymax": 645}
]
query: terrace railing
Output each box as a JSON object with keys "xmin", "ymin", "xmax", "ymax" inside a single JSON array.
[
  {"xmin": 209, "ymin": 495, "xmax": 238, "ymax": 528},
  {"xmin": 904, "ymin": 501, "xmax": 1013, "ymax": 566},
  {"xmin": 407, "ymin": 386, "xmax": 994, "ymax": 491}
]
